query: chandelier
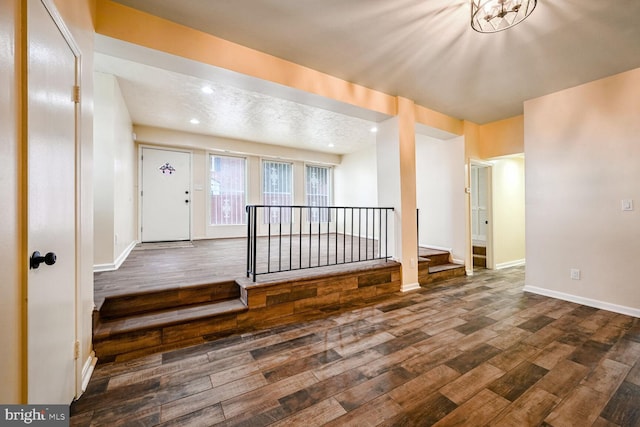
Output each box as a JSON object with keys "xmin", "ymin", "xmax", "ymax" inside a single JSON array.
[{"xmin": 471, "ymin": 0, "xmax": 537, "ymax": 33}]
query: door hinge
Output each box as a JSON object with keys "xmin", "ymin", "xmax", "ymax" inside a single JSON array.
[
  {"xmin": 74, "ymin": 340, "xmax": 80, "ymax": 360},
  {"xmin": 141, "ymin": 190, "xmax": 143, "ymax": 197},
  {"xmin": 73, "ymin": 85, "xmax": 81, "ymax": 103}
]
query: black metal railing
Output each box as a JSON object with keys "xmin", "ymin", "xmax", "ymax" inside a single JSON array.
[{"xmin": 246, "ymin": 205, "xmax": 395, "ymax": 281}]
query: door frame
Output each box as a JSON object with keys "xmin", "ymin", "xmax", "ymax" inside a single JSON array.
[
  {"xmin": 138, "ymin": 144, "xmax": 194, "ymax": 242},
  {"xmin": 469, "ymin": 160, "xmax": 494, "ymax": 271}
]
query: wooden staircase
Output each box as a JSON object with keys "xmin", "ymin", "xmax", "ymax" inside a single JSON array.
[
  {"xmin": 93, "ymin": 281, "xmax": 247, "ymax": 362},
  {"xmin": 92, "ymin": 261, "xmax": 404, "ymax": 362},
  {"xmin": 418, "ymin": 247, "xmax": 466, "ymax": 285},
  {"xmin": 473, "ymin": 245, "xmax": 487, "ymax": 268}
]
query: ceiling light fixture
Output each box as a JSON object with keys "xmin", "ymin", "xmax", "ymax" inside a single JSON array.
[
  {"xmin": 471, "ymin": 0, "xmax": 537, "ymax": 33},
  {"xmin": 201, "ymin": 86, "xmax": 213, "ymax": 94},
  {"xmin": 189, "ymin": 118, "xmax": 200, "ymax": 124}
]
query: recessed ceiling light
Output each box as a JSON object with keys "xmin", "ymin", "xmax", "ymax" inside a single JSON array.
[
  {"xmin": 370, "ymin": 126, "xmax": 378, "ymax": 133},
  {"xmin": 190, "ymin": 118, "xmax": 200, "ymax": 124},
  {"xmin": 328, "ymin": 143, "xmax": 335, "ymax": 148},
  {"xmin": 201, "ymin": 86, "xmax": 213, "ymax": 94}
]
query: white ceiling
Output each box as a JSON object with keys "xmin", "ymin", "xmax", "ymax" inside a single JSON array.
[{"xmin": 97, "ymin": 0, "xmax": 640, "ymax": 153}]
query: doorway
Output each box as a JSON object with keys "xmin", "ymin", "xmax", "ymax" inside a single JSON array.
[
  {"xmin": 140, "ymin": 147, "xmax": 192, "ymax": 242},
  {"xmin": 470, "ymin": 162, "xmax": 493, "ymax": 270}
]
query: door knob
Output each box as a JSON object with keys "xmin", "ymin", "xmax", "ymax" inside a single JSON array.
[
  {"xmin": 30, "ymin": 251, "xmax": 57, "ymax": 269},
  {"xmin": 185, "ymin": 199, "xmax": 190, "ymax": 204}
]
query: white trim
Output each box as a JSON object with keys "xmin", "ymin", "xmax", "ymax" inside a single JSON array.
[
  {"xmin": 419, "ymin": 244, "xmax": 452, "ymax": 252},
  {"xmin": 466, "ymin": 268, "xmax": 474, "ymax": 276},
  {"xmin": 495, "ymin": 259, "xmax": 526, "ymax": 269},
  {"xmin": 523, "ymin": 285, "xmax": 640, "ymax": 318},
  {"xmin": 452, "ymin": 258, "xmax": 465, "ymax": 265},
  {"xmin": 401, "ymin": 282, "xmax": 421, "ymax": 292},
  {"xmin": 80, "ymin": 352, "xmax": 98, "ymax": 393},
  {"xmin": 93, "ymin": 240, "xmax": 137, "ymax": 272}
]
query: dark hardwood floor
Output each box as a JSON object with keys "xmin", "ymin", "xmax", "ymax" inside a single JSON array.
[{"xmin": 74, "ymin": 266, "xmax": 640, "ymax": 426}]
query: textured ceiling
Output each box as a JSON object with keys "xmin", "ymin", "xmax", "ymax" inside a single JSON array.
[
  {"xmin": 100, "ymin": 0, "xmax": 640, "ymax": 150},
  {"xmin": 95, "ymin": 54, "xmax": 378, "ymax": 154}
]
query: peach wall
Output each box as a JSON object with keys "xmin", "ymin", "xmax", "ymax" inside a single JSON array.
[
  {"xmin": 479, "ymin": 115, "xmax": 524, "ymax": 158},
  {"xmin": 95, "ymin": 0, "xmax": 397, "ymax": 117},
  {"xmin": 0, "ymin": 0, "xmax": 23, "ymax": 404},
  {"xmin": 415, "ymin": 104, "xmax": 463, "ymax": 137},
  {"xmin": 491, "ymin": 157, "xmax": 526, "ymax": 267},
  {"xmin": 524, "ymin": 68, "xmax": 640, "ymax": 315}
]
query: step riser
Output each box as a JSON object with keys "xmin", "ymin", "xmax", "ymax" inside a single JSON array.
[
  {"xmin": 100, "ymin": 281, "xmax": 240, "ymax": 319},
  {"xmin": 473, "ymin": 255, "xmax": 487, "ymax": 268},
  {"xmin": 473, "ymin": 246, "xmax": 487, "ymax": 256},
  {"xmin": 94, "ymin": 312, "xmax": 242, "ymax": 361},
  {"xmin": 425, "ymin": 253, "xmax": 450, "ymax": 266},
  {"xmin": 422, "ymin": 267, "xmax": 466, "ymax": 284}
]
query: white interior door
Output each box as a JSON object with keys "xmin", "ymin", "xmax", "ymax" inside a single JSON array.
[
  {"xmin": 471, "ymin": 165, "xmax": 488, "ymax": 244},
  {"xmin": 141, "ymin": 147, "xmax": 191, "ymax": 242},
  {"xmin": 27, "ymin": 0, "xmax": 78, "ymax": 404}
]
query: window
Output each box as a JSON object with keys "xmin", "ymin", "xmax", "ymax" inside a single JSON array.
[
  {"xmin": 306, "ymin": 165, "xmax": 331, "ymax": 222},
  {"xmin": 262, "ymin": 160, "xmax": 293, "ymax": 223},
  {"xmin": 209, "ymin": 155, "xmax": 246, "ymax": 225}
]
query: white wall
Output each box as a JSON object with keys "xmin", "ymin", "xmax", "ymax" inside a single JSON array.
[
  {"xmin": 524, "ymin": 67, "xmax": 640, "ymax": 316},
  {"xmin": 334, "ymin": 145, "xmax": 378, "ymax": 207},
  {"xmin": 134, "ymin": 126, "xmax": 342, "ymax": 239},
  {"xmin": 93, "ymin": 72, "xmax": 137, "ymax": 269},
  {"xmin": 491, "ymin": 156, "xmax": 525, "ymax": 268},
  {"xmin": 416, "ymin": 134, "xmax": 466, "ymax": 262}
]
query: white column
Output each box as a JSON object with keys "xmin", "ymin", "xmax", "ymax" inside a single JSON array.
[{"xmin": 376, "ymin": 97, "xmax": 419, "ymax": 291}]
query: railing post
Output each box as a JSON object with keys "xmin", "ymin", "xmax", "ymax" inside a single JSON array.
[{"xmin": 252, "ymin": 206, "xmax": 257, "ymax": 281}]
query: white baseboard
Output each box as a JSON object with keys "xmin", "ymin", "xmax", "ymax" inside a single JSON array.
[
  {"xmin": 495, "ymin": 259, "xmax": 526, "ymax": 269},
  {"xmin": 401, "ymin": 282, "xmax": 421, "ymax": 292},
  {"xmin": 93, "ymin": 240, "xmax": 137, "ymax": 272},
  {"xmin": 523, "ymin": 285, "xmax": 640, "ymax": 318},
  {"xmin": 81, "ymin": 351, "xmax": 98, "ymax": 393},
  {"xmin": 419, "ymin": 244, "xmax": 452, "ymax": 253}
]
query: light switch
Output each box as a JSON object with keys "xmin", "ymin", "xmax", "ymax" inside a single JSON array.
[{"xmin": 622, "ymin": 199, "xmax": 633, "ymax": 211}]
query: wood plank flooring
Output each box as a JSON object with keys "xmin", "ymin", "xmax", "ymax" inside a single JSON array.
[{"xmin": 74, "ymin": 266, "xmax": 640, "ymax": 426}]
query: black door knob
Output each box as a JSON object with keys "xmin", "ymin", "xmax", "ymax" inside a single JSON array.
[
  {"xmin": 185, "ymin": 199, "xmax": 190, "ymax": 204},
  {"xmin": 30, "ymin": 251, "xmax": 57, "ymax": 269}
]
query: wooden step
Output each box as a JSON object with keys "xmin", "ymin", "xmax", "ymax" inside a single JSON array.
[
  {"xmin": 418, "ymin": 248, "xmax": 450, "ymax": 266},
  {"xmin": 422, "ymin": 263, "xmax": 466, "ymax": 284},
  {"xmin": 93, "ymin": 299, "xmax": 248, "ymax": 360},
  {"xmin": 473, "ymin": 245, "xmax": 487, "ymax": 256},
  {"xmin": 473, "ymin": 254, "xmax": 487, "ymax": 268},
  {"xmin": 99, "ymin": 280, "xmax": 240, "ymax": 319}
]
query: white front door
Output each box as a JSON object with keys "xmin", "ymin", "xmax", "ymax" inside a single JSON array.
[
  {"xmin": 27, "ymin": 0, "xmax": 78, "ymax": 404},
  {"xmin": 141, "ymin": 147, "xmax": 191, "ymax": 242}
]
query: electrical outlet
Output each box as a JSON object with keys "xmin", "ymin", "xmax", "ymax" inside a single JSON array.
[{"xmin": 570, "ymin": 269, "xmax": 580, "ymax": 280}]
